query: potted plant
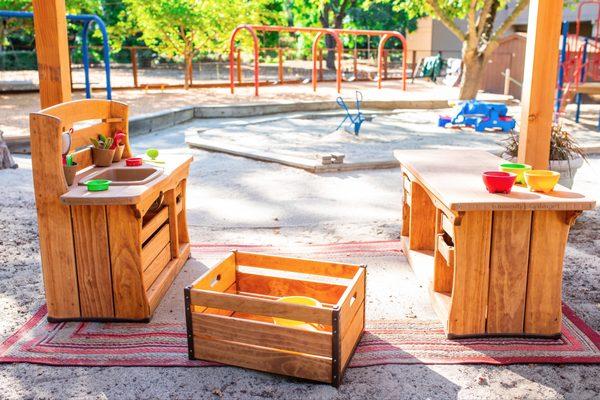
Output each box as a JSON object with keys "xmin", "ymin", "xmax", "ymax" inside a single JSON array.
[
  {"xmin": 90, "ymin": 134, "xmax": 115, "ymax": 167},
  {"xmin": 501, "ymin": 124, "xmax": 586, "ymax": 188}
]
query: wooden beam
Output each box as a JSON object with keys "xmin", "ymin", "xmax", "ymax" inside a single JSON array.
[
  {"xmin": 517, "ymin": 0, "xmax": 564, "ymax": 169},
  {"xmin": 32, "ymin": 0, "xmax": 72, "ymax": 109}
]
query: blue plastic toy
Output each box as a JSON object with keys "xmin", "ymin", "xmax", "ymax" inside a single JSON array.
[
  {"xmin": 336, "ymin": 91, "xmax": 366, "ymax": 136},
  {"xmin": 438, "ymin": 100, "xmax": 516, "ymax": 132}
]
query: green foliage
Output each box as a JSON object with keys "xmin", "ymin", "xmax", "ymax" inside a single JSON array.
[
  {"xmin": 119, "ymin": 0, "xmax": 275, "ymax": 60},
  {"xmin": 0, "ymin": 50, "xmax": 37, "ymax": 69}
]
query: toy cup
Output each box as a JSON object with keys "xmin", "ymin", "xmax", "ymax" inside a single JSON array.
[{"xmin": 499, "ymin": 163, "xmax": 532, "ymax": 184}]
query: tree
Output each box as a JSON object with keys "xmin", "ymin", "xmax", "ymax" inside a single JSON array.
[
  {"xmin": 121, "ymin": 0, "xmax": 269, "ymax": 88},
  {"xmin": 390, "ymin": 0, "xmax": 531, "ymax": 99},
  {"xmin": 289, "ymin": 0, "xmax": 360, "ymax": 69}
]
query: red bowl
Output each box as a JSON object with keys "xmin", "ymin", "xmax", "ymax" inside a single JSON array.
[
  {"xmin": 482, "ymin": 171, "xmax": 517, "ymax": 194},
  {"xmin": 125, "ymin": 157, "xmax": 143, "ymax": 167}
]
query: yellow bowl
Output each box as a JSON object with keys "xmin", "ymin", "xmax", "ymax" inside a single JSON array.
[
  {"xmin": 524, "ymin": 170, "xmax": 560, "ymax": 193},
  {"xmin": 499, "ymin": 163, "xmax": 532, "ymax": 184},
  {"xmin": 272, "ymin": 296, "xmax": 322, "ymax": 328}
]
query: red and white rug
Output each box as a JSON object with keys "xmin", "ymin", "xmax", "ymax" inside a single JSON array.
[{"xmin": 1, "ymin": 241, "xmax": 599, "ymax": 367}]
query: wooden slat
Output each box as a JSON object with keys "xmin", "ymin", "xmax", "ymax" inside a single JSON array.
[
  {"xmin": 433, "ymin": 208, "xmax": 454, "ymax": 294},
  {"xmin": 194, "ymin": 336, "xmax": 332, "ymax": 383},
  {"xmin": 338, "ymin": 268, "xmax": 366, "ymax": 334},
  {"xmin": 165, "ymin": 189, "xmax": 180, "ymax": 258},
  {"xmin": 339, "ymin": 301, "xmax": 364, "ymax": 371},
  {"xmin": 409, "ymin": 181, "xmax": 436, "ymax": 250},
  {"xmin": 147, "ymin": 243, "xmax": 190, "ymax": 313},
  {"xmin": 141, "ymin": 206, "xmax": 168, "ymax": 244},
  {"xmin": 141, "ymin": 223, "xmax": 170, "ymax": 269},
  {"xmin": 235, "ymin": 252, "xmax": 358, "ymax": 279},
  {"xmin": 193, "ymin": 312, "xmax": 332, "ymax": 356},
  {"xmin": 41, "ymin": 99, "xmax": 111, "ymax": 130},
  {"xmin": 70, "ymin": 122, "xmax": 110, "ymax": 151},
  {"xmin": 236, "ymin": 272, "xmax": 347, "ymax": 305},
  {"xmin": 107, "ymin": 205, "xmax": 148, "ymax": 319},
  {"xmin": 441, "ymin": 212, "xmax": 454, "ymax": 240},
  {"xmin": 487, "ymin": 210, "xmax": 532, "ymax": 334},
  {"xmin": 524, "ymin": 210, "xmax": 570, "ymax": 336},
  {"xmin": 70, "ymin": 147, "xmax": 93, "ymax": 171},
  {"xmin": 142, "ymin": 244, "xmax": 171, "ymax": 290},
  {"xmin": 30, "ymin": 113, "xmax": 80, "ymax": 319},
  {"xmin": 435, "ymin": 234, "xmax": 454, "ymax": 268},
  {"xmin": 176, "ymin": 179, "xmax": 189, "ymax": 245},
  {"xmin": 192, "ymin": 253, "xmax": 236, "ymax": 292},
  {"xmin": 448, "ymin": 210, "xmax": 492, "ymax": 336},
  {"xmin": 190, "ymin": 289, "xmax": 333, "ymax": 326},
  {"xmin": 71, "ymin": 205, "xmax": 114, "ymax": 318}
]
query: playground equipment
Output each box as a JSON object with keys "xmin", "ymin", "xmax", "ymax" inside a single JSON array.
[
  {"xmin": 556, "ymin": 1, "xmax": 600, "ymax": 127},
  {"xmin": 335, "ymin": 91, "xmax": 366, "ymax": 136},
  {"xmin": 439, "ymin": 100, "xmax": 516, "ymax": 132},
  {"xmin": 229, "ymin": 25, "xmax": 407, "ymax": 96},
  {"xmin": 0, "ymin": 10, "xmax": 112, "ymax": 99}
]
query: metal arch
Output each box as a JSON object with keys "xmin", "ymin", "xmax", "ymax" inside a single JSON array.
[
  {"xmin": 311, "ymin": 29, "xmax": 344, "ymax": 93},
  {"xmin": 377, "ymin": 32, "xmax": 408, "ymax": 91},
  {"xmin": 0, "ymin": 10, "xmax": 112, "ymax": 99},
  {"xmin": 229, "ymin": 24, "xmax": 260, "ymax": 96}
]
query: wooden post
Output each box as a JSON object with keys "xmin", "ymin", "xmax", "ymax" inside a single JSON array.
[
  {"xmin": 411, "ymin": 50, "xmax": 417, "ymax": 73},
  {"xmin": 131, "ymin": 47, "xmax": 139, "ymax": 88},
  {"xmin": 518, "ymin": 0, "xmax": 564, "ymax": 169},
  {"xmin": 353, "ymin": 48, "xmax": 358, "ymax": 78},
  {"xmin": 278, "ymin": 48, "xmax": 284, "ymax": 83},
  {"xmin": 32, "ymin": 0, "xmax": 72, "ymax": 108}
]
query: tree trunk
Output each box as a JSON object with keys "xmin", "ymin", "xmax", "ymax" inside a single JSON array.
[
  {"xmin": 183, "ymin": 47, "xmax": 192, "ymax": 90},
  {"xmin": 459, "ymin": 51, "xmax": 487, "ymax": 100}
]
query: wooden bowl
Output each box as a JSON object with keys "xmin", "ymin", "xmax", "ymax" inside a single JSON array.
[
  {"xmin": 524, "ymin": 170, "xmax": 560, "ymax": 193},
  {"xmin": 482, "ymin": 171, "xmax": 517, "ymax": 194}
]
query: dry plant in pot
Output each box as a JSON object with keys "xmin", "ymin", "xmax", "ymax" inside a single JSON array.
[
  {"xmin": 502, "ymin": 124, "xmax": 586, "ymax": 188},
  {"xmin": 90, "ymin": 134, "xmax": 116, "ymax": 167}
]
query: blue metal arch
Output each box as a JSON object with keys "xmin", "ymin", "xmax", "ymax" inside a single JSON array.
[{"xmin": 0, "ymin": 10, "xmax": 112, "ymax": 99}]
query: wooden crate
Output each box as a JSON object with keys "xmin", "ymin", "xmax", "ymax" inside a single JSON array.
[{"xmin": 185, "ymin": 251, "xmax": 366, "ymax": 386}]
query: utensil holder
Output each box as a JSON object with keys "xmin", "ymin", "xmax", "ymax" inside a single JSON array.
[
  {"xmin": 63, "ymin": 163, "xmax": 78, "ymax": 186},
  {"xmin": 112, "ymin": 144, "xmax": 125, "ymax": 163}
]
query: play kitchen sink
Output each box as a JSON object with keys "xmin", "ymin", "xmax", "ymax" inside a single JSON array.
[
  {"xmin": 30, "ymin": 99, "xmax": 192, "ymax": 322},
  {"xmin": 79, "ymin": 166, "xmax": 163, "ymax": 186}
]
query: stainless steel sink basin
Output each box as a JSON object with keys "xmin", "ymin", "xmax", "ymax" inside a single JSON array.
[{"xmin": 80, "ymin": 167, "xmax": 163, "ymax": 186}]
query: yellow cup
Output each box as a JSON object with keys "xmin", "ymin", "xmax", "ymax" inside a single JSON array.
[
  {"xmin": 272, "ymin": 296, "xmax": 322, "ymax": 329},
  {"xmin": 524, "ymin": 170, "xmax": 560, "ymax": 193}
]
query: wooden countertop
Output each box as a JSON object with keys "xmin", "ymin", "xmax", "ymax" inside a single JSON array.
[
  {"xmin": 394, "ymin": 149, "xmax": 596, "ymax": 211},
  {"xmin": 60, "ymin": 155, "xmax": 193, "ymax": 206}
]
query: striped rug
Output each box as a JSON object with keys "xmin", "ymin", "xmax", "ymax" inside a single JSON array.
[{"xmin": 1, "ymin": 241, "xmax": 599, "ymax": 367}]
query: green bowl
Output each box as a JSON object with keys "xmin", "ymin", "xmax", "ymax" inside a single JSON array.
[
  {"xmin": 499, "ymin": 163, "xmax": 532, "ymax": 184},
  {"xmin": 85, "ymin": 179, "xmax": 111, "ymax": 192}
]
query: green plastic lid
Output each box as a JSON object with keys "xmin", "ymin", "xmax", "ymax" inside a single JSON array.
[{"xmin": 85, "ymin": 179, "xmax": 111, "ymax": 192}]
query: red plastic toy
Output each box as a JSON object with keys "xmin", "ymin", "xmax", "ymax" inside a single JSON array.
[{"xmin": 125, "ymin": 157, "xmax": 143, "ymax": 167}]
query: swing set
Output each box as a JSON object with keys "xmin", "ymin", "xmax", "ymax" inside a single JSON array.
[{"xmin": 229, "ymin": 25, "xmax": 408, "ymax": 96}]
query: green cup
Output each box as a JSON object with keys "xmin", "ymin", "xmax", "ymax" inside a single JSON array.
[{"xmin": 499, "ymin": 163, "xmax": 532, "ymax": 184}]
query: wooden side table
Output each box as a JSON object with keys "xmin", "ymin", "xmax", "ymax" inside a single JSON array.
[{"xmin": 395, "ymin": 150, "xmax": 595, "ymax": 338}]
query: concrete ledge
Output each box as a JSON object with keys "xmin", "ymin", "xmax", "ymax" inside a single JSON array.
[{"xmin": 129, "ymin": 107, "xmax": 195, "ymax": 136}]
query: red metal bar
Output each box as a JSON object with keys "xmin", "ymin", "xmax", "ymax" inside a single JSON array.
[
  {"xmin": 377, "ymin": 32, "xmax": 408, "ymax": 90},
  {"xmin": 229, "ymin": 24, "xmax": 259, "ymax": 96}
]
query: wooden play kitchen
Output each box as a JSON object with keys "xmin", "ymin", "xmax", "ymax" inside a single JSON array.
[
  {"xmin": 395, "ymin": 149, "xmax": 595, "ymax": 338},
  {"xmin": 30, "ymin": 99, "xmax": 192, "ymax": 322},
  {"xmin": 185, "ymin": 251, "xmax": 366, "ymax": 386}
]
